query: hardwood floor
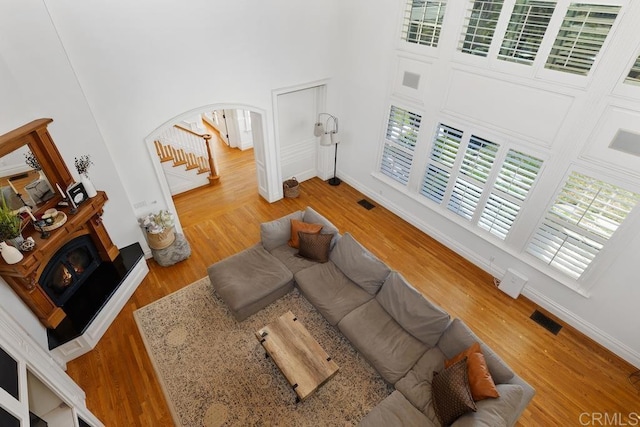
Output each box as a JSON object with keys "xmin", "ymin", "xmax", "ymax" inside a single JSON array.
[{"xmin": 66, "ymin": 140, "xmax": 640, "ymax": 426}]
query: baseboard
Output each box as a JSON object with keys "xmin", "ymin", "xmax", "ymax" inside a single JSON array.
[
  {"xmin": 522, "ymin": 287, "xmax": 640, "ymax": 368},
  {"xmin": 338, "ymin": 171, "xmax": 640, "ymax": 369}
]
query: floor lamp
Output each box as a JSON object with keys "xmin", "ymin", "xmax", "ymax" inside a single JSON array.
[{"xmin": 314, "ymin": 113, "xmax": 341, "ymax": 186}]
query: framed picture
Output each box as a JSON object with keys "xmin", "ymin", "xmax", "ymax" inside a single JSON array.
[{"xmin": 67, "ymin": 182, "xmax": 89, "ymax": 208}]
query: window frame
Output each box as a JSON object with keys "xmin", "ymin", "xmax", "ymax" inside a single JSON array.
[
  {"xmin": 419, "ymin": 121, "xmax": 545, "ymax": 243},
  {"xmin": 377, "ymin": 104, "xmax": 424, "ymax": 187},
  {"xmin": 401, "ymin": 0, "xmax": 449, "ymax": 49},
  {"xmin": 524, "ymin": 165, "xmax": 640, "ymax": 293}
]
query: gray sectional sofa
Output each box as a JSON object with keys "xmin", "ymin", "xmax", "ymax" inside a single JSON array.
[{"xmin": 207, "ymin": 207, "xmax": 534, "ymax": 426}]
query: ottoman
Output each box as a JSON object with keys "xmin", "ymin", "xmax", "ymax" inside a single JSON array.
[
  {"xmin": 151, "ymin": 233, "xmax": 191, "ymax": 267},
  {"xmin": 207, "ymin": 244, "xmax": 294, "ymax": 321}
]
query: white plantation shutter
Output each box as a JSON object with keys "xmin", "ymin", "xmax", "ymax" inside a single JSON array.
[
  {"xmin": 545, "ymin": 3, "xmax": 620, "ymax": 76},
  {"xmin": 479, "ymin": 150, "xmax": 544, "ymax": 239},
  {"xmin": 498, "ymin": 0, "xmax": 556, "ymax": 65},
  {"xmin": 421, "ymin": 124, "xmax": 463, "ymax": 203},
  {"xmin": 380, "ymin": 106, "xmax": 421, "ymax": 186},
  {"xmin": 624, "ymin": 55, "xmax": 640, "ymax": 85},
  {"xmin": 527, "ymin": 172, "xmax": 640, "ymax": 279},
  {"xmin": 459, "ymin": 0, "xmax": 505, "ymax": 56},
  {"xmin": 448, "ymin": 135, "xmax": 499, "ymax": 220},
  {"xmin": 402, "ymin": 0, "xmax": 448, "ymax": 47}
]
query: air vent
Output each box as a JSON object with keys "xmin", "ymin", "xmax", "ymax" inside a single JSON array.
[
  {"xmin": 402, "ymin": 71, "xmax": 421, "ymax": 89},
  {"xmin": 357, "ymin": 199, "xmax": 376, "ymax": 210},
  {"xmin": 609, "ymin": 129, "xmax": 640, "ymax": 156},
  {"xmin": 530, "ymin": 310, "xmax": 562, "ymax": 335}
]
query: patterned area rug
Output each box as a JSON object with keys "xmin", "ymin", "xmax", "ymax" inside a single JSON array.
[{"xmin": 134, "ymin": 277, "xmax": 392, "ymax": 426}]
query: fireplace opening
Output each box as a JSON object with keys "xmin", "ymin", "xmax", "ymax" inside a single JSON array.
[{"xmin": 40, "ymin": 236, "xmax": 101, "ymax": 307}]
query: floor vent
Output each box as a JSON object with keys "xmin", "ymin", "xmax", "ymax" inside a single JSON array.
[
  {"xmin": 357, "ymin": 199, "xmax": 376, "ymax": 210},
  {"xmin": 530, "ymin": 310, "xmax": 562, "ymax": 335}
]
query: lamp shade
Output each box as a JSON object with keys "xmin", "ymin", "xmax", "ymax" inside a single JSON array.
[
  {"xmin": 314, "ymin": 122, "xmax": 324, "ymax": 137},
  {"xmin": 330, "ymin": 132, "xmax": 340, "ymax": 145},
  {"xmin": 320, "ymin": 132, "xmax": 332, "ymax": 146}
]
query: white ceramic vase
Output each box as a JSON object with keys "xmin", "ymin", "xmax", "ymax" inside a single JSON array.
[
  {"xmin": 0, "ymin": 241, "xmax": 23, "ymax": 264},
  {"xmin": 81, "ymin": 173, "xmax": 98, "ymax": 198}
]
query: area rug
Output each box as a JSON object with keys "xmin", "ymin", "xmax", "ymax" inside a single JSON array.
[{"xmin": 134, "ymin": 277, "xmax": 392, "ymax": 426}]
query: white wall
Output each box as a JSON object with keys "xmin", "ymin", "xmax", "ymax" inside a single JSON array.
[
  {"xmin": 334, "ymin": 0, "xmax": 640, "ymax": 366},
  {"xmin": 0, "ymin": 0, "xmax": 144, "ymax": 348},
  {"xmin": 43, "ymin": 0, "xmax": 343, "ymax": 214}
]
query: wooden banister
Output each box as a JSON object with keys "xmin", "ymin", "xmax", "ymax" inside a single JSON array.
[{"xmin": 173, "ymin": 124, "xmax": 219, "ymax": 183}]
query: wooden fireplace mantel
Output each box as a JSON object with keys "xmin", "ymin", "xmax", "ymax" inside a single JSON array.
[{"xmin": 0, "ymin": 119, "xmax": 119, "ymax": 328}]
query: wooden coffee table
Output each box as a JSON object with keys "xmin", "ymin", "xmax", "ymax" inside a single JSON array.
[{"xmin": 256, "ymin": 311, "xmax": 339, "ymax": 402}]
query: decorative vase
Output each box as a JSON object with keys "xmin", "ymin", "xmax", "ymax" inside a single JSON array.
[
  {"xmin": 0, "ymin": 241, "xmax": 23, "ymax": 264},
  {"xmin": 81, "ymin": 173, "xmax": 98, "ymax": 198},
  {"xmin": 6, "ymin": 234, "xmax": 24, "ymax": 249}
]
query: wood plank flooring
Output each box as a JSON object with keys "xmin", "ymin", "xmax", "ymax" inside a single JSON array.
[{"xmin": 66, "ymin": 139, "xmax": 640, "ymax": 426}]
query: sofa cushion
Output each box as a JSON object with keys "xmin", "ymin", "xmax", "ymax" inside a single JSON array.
[
  {"xmin": 432, "ymin": 358, "xmax": 477, "ymax": 426},
  {"xmin": 338, "ymin": 299, "xmax": 428, "ymax": 384},
  {"xmin": 452, "ymin": 384, "xmax": 524, "ymax": 427},
  {"xmin": 269, "ymin": 244, "xmax": 320, "ymax": 275},
  {"xmin": 288, "ymin": 219, "xmax": 323, "ymax": 248},
  {"xmin": 437, "ymin": 319, "xmax": 515, "ymax": 384},
  {"xmin": 395, "ymin": 347, "xmax": 445, "ymax": 422},
  {"xmin": 303, "ymin": 206, "xmax": 340, "ymax": 248},
  {"xmin": 294, "ymin": 262, "xmax": 374, "ymax": 325},
  {"xmin": 329, "ymin": 233, "xmax": 390, "ymax": 295},
  {"xmin": 376, "ymin": 272, "xmax": 450, "ymax": 348},
  {"xmin": 297, "ymin": 232, "xmax": 332, "ymax": 263},
  {"xmin": 445, "ymin": 343, "xmax": 499, "ymax": 401},
  {"xmin": 359, "ymin": 390, "xmax": 436, "ymax": 427},
  {"xmin": 260, "ymin": 211, "xmax": 304, "ymax": 251}
]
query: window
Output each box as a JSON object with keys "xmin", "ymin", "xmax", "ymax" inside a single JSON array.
[
  {"xmin": 421, "ymin": 124, "xmax": 463, "ymax": 203},
  {"xmin": 545, "ymin": 3, "xmax": 620, "ymax": 76},
  {"xmin": 527, "ymin": 172, "xmax": 640, "ymax": 280},
  {"xmin": 448, "ymin": 136, "xmax": 500, "ymax": 219},
  {"xmin": 498, "ymin": 0, "xmax": 556, "ymax": 65},
  {"xmin": 624, "ymin": 54, "xmax": 640, "ymax": 85},
  {"xmin": 459, "ymin": 0, "xmax": 505, "ymax": 56},
  {"xmin": 479, "ymin": 150, "xmax": 544, "ymax": 239},
  {"xmin": 379, "ymin": 106, "xmax": 421, "ymax": 186},
  {"xmin": 402, "ymin": 1, "xmax": 447, "ymax": 47},
  {"xmin": 421, "ymin": 124, "xmax": 544, "ymax": 240}
]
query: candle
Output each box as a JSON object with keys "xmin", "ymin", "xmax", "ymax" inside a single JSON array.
[
  {"xmin": 56, "ymin": 183, "xmax": 66, "ymax": 199},
  {"xmin": 8, "ymin": 180, "xmax": 18, "ymax": 195},
  {"xmin": 25, "ymin": 208, "xmax": 37, "ymax": 222}
]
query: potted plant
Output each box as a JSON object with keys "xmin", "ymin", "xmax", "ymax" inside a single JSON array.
[
  {"xmin": 0, "ymin": 194, "xmax": 25, "ymax": 263},
  {"xmin": 74, "ymin": 154, "xmax": 98, "ymax": 198},
  {"xmin": 138, "ymin": 210, "xmax": 176, "ymax": 249}
]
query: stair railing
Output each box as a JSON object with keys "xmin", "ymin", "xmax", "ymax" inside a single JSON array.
[{"xmin": 157, "ymin": 124, "xmax": 219, "ymax": 183}]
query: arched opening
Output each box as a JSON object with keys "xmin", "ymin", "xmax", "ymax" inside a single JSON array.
[{"xmin": 144, "ymin": 103, "xmax": 277, "ymax": 233}]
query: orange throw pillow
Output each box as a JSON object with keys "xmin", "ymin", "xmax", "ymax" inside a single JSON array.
[
  {"xmin": 288, "ymin": 219, "xmax": 323, "ymax": 248},
  {"xmin": 445, "ymin": 342, "xmax": 500, "ymax": 401}
]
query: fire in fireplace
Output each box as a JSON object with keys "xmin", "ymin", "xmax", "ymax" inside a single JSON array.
[{"xmin": 40, "ymin": 236, "xmax": 101, "ymax": 307}]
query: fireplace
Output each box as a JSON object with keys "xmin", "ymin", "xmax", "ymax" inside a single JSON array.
[{"xmin": 40, "ymin": 236, "xmax": 101, "ymax": 307}]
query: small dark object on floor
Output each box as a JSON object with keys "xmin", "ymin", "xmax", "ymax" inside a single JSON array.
[
  {"xmin": 530, "ymin": 310, "xmax": 562, "ymax": 335},
  {"xmin": 629, "ymin": 370, "xmax": 640, "ymax": 392},
  {"xmin": 358, "ymin": 199, "xmax": 376, "ymax": 210}
]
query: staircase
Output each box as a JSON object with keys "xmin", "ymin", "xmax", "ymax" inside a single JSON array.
[
  {"xmin": 154, "ymin": 140, "xmax": 212, "ymax": 175},
  {"xmin": 154, "ymin": 124, "xmax": 220, "ymax": 195}
]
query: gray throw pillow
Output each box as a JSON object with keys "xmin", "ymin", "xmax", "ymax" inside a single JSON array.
[
  {"xmin": 329, "ymin": 232, "xmax": 390, "ymax": 295},
  {"xmin": 437, "ymin": 319, "xmax": 515, "ymax": 384},
  {"xmin": 260, "ymin": 210, "xmax": 303, "ymax": 251},
  {"xmin": 297, "ymin": 232, "xmax": 332, "ymax": 263}
]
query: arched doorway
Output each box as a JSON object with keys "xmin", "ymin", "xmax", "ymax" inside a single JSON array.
[{"xmin": 144, "ymin": 103, "xmax": 280, "ymax": 233}]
